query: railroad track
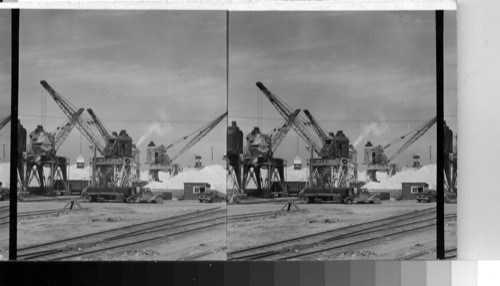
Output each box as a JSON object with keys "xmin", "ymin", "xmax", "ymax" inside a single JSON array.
[
  {"xmin": 229, "ymin": 208, "xmax": 455, "ymax": 260},
  {"xmin": 227, "ymin": 209, "xmax": 304, "ymax": 221},
  {"xmin": 17, "ymin": 207, "xmax": 226, "ymax": 261},
  {"xmin": 399, "ymin": 247, "xmax": 457, "ymax": 260},
  {"xmin": 0, "ymin": 207, "xmax": 90, "ymax": 227}
]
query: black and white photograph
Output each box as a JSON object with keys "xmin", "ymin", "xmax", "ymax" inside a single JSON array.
[
  {"xmin": 226, "ymin": 11, "xmax": 457, "ymax": 260},
  {"xmin": 0, "ymin": 9, "xmax": 12, "ymax": 261},
  {"xmin": 15, "ymin": 10, "xmax": 228, "ymax": 261}
]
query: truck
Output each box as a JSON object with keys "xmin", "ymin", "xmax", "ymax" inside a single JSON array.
[
  {"xmin": 81, "ymin": 186, "xmax": 164, "ymax": 204},
  {"xmin": 298, "ymin": 187, "xmax": 381, "ymax": 205}
]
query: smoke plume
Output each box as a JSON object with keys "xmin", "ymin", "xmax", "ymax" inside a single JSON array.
[
  {"xmin": 353, "ymin": 110, "xmax": 389, "ymax": 147},
  {"xmin": 136, "ymin": 111, "xmax": 172, "ymax": 146}
]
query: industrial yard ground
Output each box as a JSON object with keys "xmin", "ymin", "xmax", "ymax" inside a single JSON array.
[
  {"xmin": 227, "ymin": 200, "xmax": 456, "ymax": 260},
  {"xmin": 10, "ymin": 199, "xmax": 226, "ymax": 261}
]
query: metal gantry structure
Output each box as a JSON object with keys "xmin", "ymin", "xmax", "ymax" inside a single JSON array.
[
  {"xmin": 232, "ymin": 108, "xmax": 300, "ymax": 198},
  {"xmin": 363, "ymin": 116, "xmax": 437, "ymax": 182},
  {"xmin": 256, "ymin": 82, "xmax": 358, "ymax": 189},
  {"xmin": 40, "ymin": 80, "xmax": 140, "ymax": 188},
  {"xmin": 19, "ymin": 107, "xmax": 84, "ymax": 194},
  {"xmin": 146, "ymin": 111, "xmax": 228, "ymax": 181}
]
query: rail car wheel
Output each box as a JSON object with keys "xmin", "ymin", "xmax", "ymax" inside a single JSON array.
[
  {"xmin": 83, "ymin": 195, "xmax": 91, "ymax": 203},
  {"xmin": 155, "ymin": 196, "xmax": 164, "ymax": 204},
  {"xmin": 372, "ymin": 196, "xmax": 381, "ymax": 204},
  {"xmin": 344, "ymin": 197, "xmax": 353, "ymax": 205},
  {"xmin": 300, "ymin": 196, "xmax": 310, "ymax": 204},
  {"xmin": 127, "ymin": 196, "xmax": 136, "ymax": 204}
]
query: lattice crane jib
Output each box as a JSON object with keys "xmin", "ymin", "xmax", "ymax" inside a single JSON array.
[
  {"xmin": 0, "ymin": 115, "xmax": 11, "ymax": 131},
  {"xmin": 40, "ymin": 80, "xmax": 107, "ymax": 154},
  {"xmin": 255, "ymin": 82, "xmax": 323, "ymax": 155},
  {"xmin": 167, "ymin": 111, "xmax": 228, "ymax": 164},
  {"xmin": 87, "ymin": 108, "xmax": 112, "ymax": 141},
  {"xmin": 303, "ymin": 109, "xmax": 328, "ymax": 142},
  {"xmin": 270, "ymin": 109, "xmax": 301, "ymax": 154},
  {"xmin": 54, "ymin": 108, "xmax": 84, "ymax": 151},
  {"xmin": 386, "ymin": 117, "xmax": 437, "ymax": 163}
]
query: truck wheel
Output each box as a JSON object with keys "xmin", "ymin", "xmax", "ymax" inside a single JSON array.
[
  {"xmin": 127, "ymin": 196, "xmax": 136, "ymax": 204},
  {"xmin": 372, "ymin": 196, "xmax": 381, "ymax": 204},
  {"xmin": 300, "ymin": 196, "xmax": 310, "ymax": 204},
  {"xmin": 155, "ymin": 196, "xmax": 163, "ymax": 204},
  {"xmin": 83, "ymin": 195, "xmax": 91, "ymax": 203},
  {"xmin": 344, "ymin": 197, "xmax": 353, "ymax": 205}
]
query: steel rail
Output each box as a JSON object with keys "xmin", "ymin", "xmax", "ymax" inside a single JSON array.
[
  {"xmin": 230, "ymin": 214, "xmax": 445, "ymax": 260},
  {"xmin": 278, "ymin": 215, "xmax": 457, "ymax": 260},
  {"xmin": 17, "ymin": 207, "xmax": 221, "ymax": 252},
  {"xmin": 228, "ymin": 207, "xmax": 436, "ymax": 256},
  {"xmin": 48, "ymin": 221, "xmax": 226, "ymax": 261}
]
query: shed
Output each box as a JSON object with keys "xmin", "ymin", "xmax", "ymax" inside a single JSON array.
[
  {"xmin": 183, "ymin": 182, "xmax": 211, "ymax": 200},
  {"xmin": 401, "ymin": 182, "xmax": 429, "ymax": 200}
]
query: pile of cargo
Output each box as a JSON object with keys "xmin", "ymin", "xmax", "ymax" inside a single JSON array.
[{"xmin": 362, "ymin": 164, "xmax": 436, "ymax": 190}]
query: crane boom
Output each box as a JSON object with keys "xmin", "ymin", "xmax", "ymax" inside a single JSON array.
[
  {"xmin": 303, "ymin": 109, "xmax": 328, "ymax": 142},
  {"xmin": 40, "ymin": 80, "xmax": 107, "ymax": 154},
  {"xmin": 169, "ymin": 111, "xmax": 228, "ymax": 163},
  {"xmin": 255, "ymin": 82, "xmax": 323, "ymax": 155},
  {"xmin": 87, "ymin": 108, "xmax": 111, "ymax": 141},
  {"xmin": 54, "ymin": 108, "xmax": 84, "ymax": 151},
  {"xmin": 387, "ymin": 116, "xmax": 437, "ymax": 162},
  {"xmin": 270, "ymin": 109, "xmax": 300, "ymax": 153},
  {"xmin": 0, "ymin": 115, "xmax": 11, "ymax": 131}
]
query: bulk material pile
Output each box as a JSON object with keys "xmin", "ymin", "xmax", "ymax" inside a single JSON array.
[
  {"xmin": 285, "ymin": 166, "xmax": 309, "ymax": 182},
  {"xmin": 0, "ymin": 162, "xmax": 10, "ymax": 187},
  {"xmin": 144, "ymin": 165, "xmax": 227, "ymax": 194},
  {"xmin": 362, "ymin": 164, "xmax": 436, "ymax": 190}
]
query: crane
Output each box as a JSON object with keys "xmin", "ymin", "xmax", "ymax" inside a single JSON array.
[
  {"xmin": 87, "ymin": 108, "xmax": 111, "ymax": 141},
  {"xmin": 268, "ymin": 109, "xmax": 301, "ymax": 154},
  {"xmin": 256, "ymin": 82, "xmax": 324, "ymax": 156},
  {"xmin": 0, "ymin": 115, "xmax": 10, "ymax": 131},
  {"xmin": 53, "ymin": 108, "xmax": 84, "ymax": 151},
  {"xmin": 256, "ymin": 82, "xmax": 358, "ymax": 189},
  {"xmin": 168, "ymin": 111, "xmax": 227, "ymax": 164},
  {"xmin": 40, "ymin": 80, "xmax": 107, "ymax": 154},
  {"xmin": 385, "ymin": 117, "xmax": 437, "ymax": 163},
  {"xmin": 364, "ymin": 116, "xmax": 437, "ymax": 181},
  {"xmin": 147, "ymin": 111, "xmax": 227, "ymax": 180},
  {"xmin": 303, "ymin": 109, "xmax": 328, "ymax": 142}
]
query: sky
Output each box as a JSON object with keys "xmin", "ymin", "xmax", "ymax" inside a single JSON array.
[
  {"xmin": 228, "ymin": 11, "xmax": 457, "ymax": 169},
  {"xmin": 0, "ymin": 11, "xmax": 11, "ymax": 163},
  {"xmin": 18, "ymin": 10, "xmax": 227, "ymax": 169}
]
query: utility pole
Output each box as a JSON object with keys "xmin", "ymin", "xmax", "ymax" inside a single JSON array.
[
  {"xmin": 211, "ymin": 146, "xmax": 214, "ymax": 165},
  {"xmin": 429, "ymin": 145, "xmax": 432, "ymax": 164},
  {"xmin": 2, "ymin": 144, "xmax": 5, "ymax": 158}
]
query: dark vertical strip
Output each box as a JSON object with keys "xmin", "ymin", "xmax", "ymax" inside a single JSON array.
[
  {"xmin": 436, "ymin": 10, "xmax": 445, "ymax": 260},
  {"xmin": 9, "ymin": 8, "xmax": 19, "ymax": 261}
]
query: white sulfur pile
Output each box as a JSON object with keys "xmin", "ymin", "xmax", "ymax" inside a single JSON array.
[
  {"xmin": 285, "ymin": 165, "xmax": 309, "ymax": 182},
  {"xmin": 144, "ymin": 165, "xmax": 227, "ymax": 194},
  {"xmin": 0, "ymin": 162, "xmax": 10, "ymax": 187},
  {"xmin": 357, "ymin": 171, "xmax": 389, "ymax": 182},
  {"xmin": 362, "ymin": 164, "xmax": 436, "ymax": 190}
]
